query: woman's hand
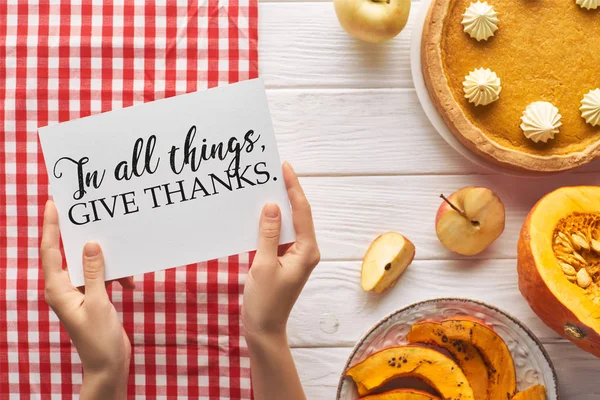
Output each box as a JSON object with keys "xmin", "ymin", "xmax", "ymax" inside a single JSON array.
[
  {"xmin": 242, "ymin": 162, "xmax": 320, "ymax": 400},
  {"xmin": 40, "ymin": 200, "xmax": 134, "ymax": 400},
  {"xmin": 243, "ymin": 161, "xmax": 321, "ymax": 338}
]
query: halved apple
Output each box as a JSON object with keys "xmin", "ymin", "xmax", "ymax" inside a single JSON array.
[
  {"xmin": 435, "ymin": 187, "xmax": 505, "ymax": 256},
  {"xmin": 361, "ymin": 232, "xmax": 416, "ymax": 294}
]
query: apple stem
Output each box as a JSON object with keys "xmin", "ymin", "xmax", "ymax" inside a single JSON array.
[
  {"xmin": 440, "ymin": 194, "xmax": 480, "ymax": 227},
  {"xmin": 371, "ymin": 0, "xmax": 391, "ymax": 3}
]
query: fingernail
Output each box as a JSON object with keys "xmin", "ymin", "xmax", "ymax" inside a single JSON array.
[
  {"xmin": 283, "ymin": 161, "xmax": 293, "ymax": 171},
  {"xmin": 264, "ymin": 203, "xmax": 280, "ymax": 218},
  {"xmin": 84, "ymin": 241, "xmax": 101, "ymax": 258}
]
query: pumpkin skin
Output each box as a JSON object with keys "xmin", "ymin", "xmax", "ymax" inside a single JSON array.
[
  {"xmin": 440, "ymin": 317, "xmax": 517, "ymax": 400},
  {"xmin": 345, "ymin": 345, "xmax": 474, "ymax": 400},
  {"xmin": 517, "ymin": 186, "xmax": 600, "ymax": 357},
  {"xmin": 360, "ymin": 389, "xmax": 440, "ymax": 399},
  {"xmin": 407, "ymin": 321, "xmax": 489, "ymax": 400},
  {"xmin": 511, "ymin": 385, "xmax": 546, "ymax": 400}
]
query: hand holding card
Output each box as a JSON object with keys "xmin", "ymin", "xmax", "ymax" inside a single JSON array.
[
  {"xmin": 41, "ymin": 201, "xmax": 131, "ymax": 399},
  {"xmin": 39, "ymin": 79, "xmax": 294, "ymax": 286}
]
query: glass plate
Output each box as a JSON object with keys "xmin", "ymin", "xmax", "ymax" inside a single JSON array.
[{"xmin": 336, "ymin": 298, "xmax": 559, "ymax": 399}]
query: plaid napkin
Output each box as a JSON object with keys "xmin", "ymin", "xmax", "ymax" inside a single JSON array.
[{"xmin": 0, "ymin": 0, "xmax": 258, "ymax": 398}]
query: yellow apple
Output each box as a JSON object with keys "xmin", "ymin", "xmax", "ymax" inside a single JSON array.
[
  {"xmin": 435, "ymin": 187, "xmax": 505, "ymax": 256},
  {"xmin": 334, "ymin": 0, "xmax": 411, "ymax": 43},
  {"xmin": 361, "ymin": 232, "xmax": 416, "ymax": 294}
]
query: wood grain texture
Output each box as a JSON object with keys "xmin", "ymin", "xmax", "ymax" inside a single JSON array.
[
  {"xmin": 268, "ymin": 89, "xmax": 478, "ymax": 175},
  {"xmin": 300, "ymin": 173, "xmax": 600, "ymax": 261},
  {"xmin": 287, "ymin": 259, "xmax": 561, "ymax": 348},
  {"xmin": 293, "ymin": 343, "xmax": 600, "ymax": 399},
  {"xmin": 259, "ymin": 3, "xmax": 416, "ymax": 89}
]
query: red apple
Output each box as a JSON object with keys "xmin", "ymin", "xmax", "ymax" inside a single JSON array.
[{"xmin": 435, "ymin": 187, "xmax": 505, "ymax": 256}]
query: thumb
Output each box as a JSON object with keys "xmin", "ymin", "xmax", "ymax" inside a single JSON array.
[
  {"xmin": 255, "ymin": 203, "xmax": 281, "ymax": 264},
  {"xmin": 82, "ymin": 241, "xmax": 108, "ymax": 300}
]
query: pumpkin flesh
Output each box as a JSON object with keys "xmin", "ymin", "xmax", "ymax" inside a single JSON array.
[
  {"xmin": 360, "ymin": 389, "xmax": 440, "ymax": 399},
  {"xmin": 511, "ymin": 385, "xmax": 546, "ymax": 400},
  {"xmin": 345, "ymin": 346, "xmax": 474, "ymax": 400},
  {"xmin": 407, "ymin": 321, "xmax": 489, "ymax": 400},
  {"xmin": 518, "ymin": 186, "xmax": 600, "ymax": 356},
  {"xmin": 440, "ymin": 317, "xmax": 516, "ymax": 400}
]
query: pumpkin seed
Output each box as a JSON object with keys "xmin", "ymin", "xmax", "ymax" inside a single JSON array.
[
  {"xmin": 556, "ymin": 245, "xmax": 573, "ymax": 254},
  {"xmin": 591, "ymin": 239, "xmax": 600, "ymax": 254},
  {"xmin": 557, "ymin": 255, "xmax": 576, "ymax": 266},
  {"xmin": 571, "ymin": 232, "xmax": 589, "ymax": 251},
  {"xmin": 577, "ymin": 268, "xmax": 592, "ymax": 289},
  {"xmin": 558, "ymin": 232, "xmax": 571, "ymax": 243},
  {"xmin": 560, "ymin": 262, "xmax": 577, "ymax": 276},
  {"xmin": 572, "ymin": 252, "xmax": 587, "ymax": 265}
]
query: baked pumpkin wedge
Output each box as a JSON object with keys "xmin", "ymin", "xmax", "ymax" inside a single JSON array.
[
  {"xmin": 511, "ymin": 385, "xmax": 546, "ymax": 400},
  {"xmin": 518, "ymin": 186, "xmax": 600, "ymax": 357},
  {"xmin": 345, "ymin": 346, "xmax": 474, "ymax": 400},
  {"xmin": 360, "ymin": 389, "xmax": 440, "ymax": 399},
  {"xmin": 440, "ymin": 317, "xmax": 517, "ymax": 400},
  {"xmin": 407, "ymin": 321, "xmax": 489, "ymax": 400}
]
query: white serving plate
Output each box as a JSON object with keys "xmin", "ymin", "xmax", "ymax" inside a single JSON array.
[
  {"xmin": 336, "ymin": 298, "xmax": 559, "ymax": 399},
  {"xmin": 410, "ymin": 0, "xmax": 540, "ymax": 177}
]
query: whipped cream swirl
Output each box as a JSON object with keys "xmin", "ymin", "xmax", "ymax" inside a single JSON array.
[
  {"xmin": 576, "ymin": 0, "xmax": 600, "ymax": 10},
  {"xmin": 581, "ymin": 89, "xmax": 600, "ymax": 127},
  {"xmin": 520, "ymin": 102, "xmax": 562, "ymax": 143},
  {"xmin": 461, "ymin": 1, "xmax": 499, "ymax": 41},
  {"xmin": 463, "ymin": 68, "xmax": 502, "ymax": 106}
]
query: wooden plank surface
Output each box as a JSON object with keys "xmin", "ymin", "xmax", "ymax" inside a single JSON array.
[
  {"xmin": 300, "ymin": 173, "xmax": 600, "ymax": 261},
  {"xmin": 287, "ymin": 259, "xmax": 561, "ymax": 348},
  {"xmin": 268, "ymin": 89, "xmax": 479, "ymax": 175},
  {"xmin": 258, "ymin": 1, "xmax": 600, "ymax": 397},
  {"xmin": 259, "ymin": 3, "xmax": 416, "ymax": 89}
]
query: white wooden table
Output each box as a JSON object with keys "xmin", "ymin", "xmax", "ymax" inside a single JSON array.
[{"xmin": 258, "ymin": 1, "xmax": 600, "ymax": 398}]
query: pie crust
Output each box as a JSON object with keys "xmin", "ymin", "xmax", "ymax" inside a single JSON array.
[{"xmin": 422, "ymin": 0, "xmax": 600, "ymax": 172}]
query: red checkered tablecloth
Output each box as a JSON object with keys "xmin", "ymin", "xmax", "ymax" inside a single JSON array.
[{"xmin": 0, "ymin": 1, "xmax": 258, "ymax": 398}]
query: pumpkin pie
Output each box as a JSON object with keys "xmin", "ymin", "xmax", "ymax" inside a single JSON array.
[{"xmin": 422, "ymin": 0, "xmax": 600, "ymax": 172}]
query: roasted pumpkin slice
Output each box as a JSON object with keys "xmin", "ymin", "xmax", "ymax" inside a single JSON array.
[
  {"xmin": 518, "ymin": 186, "xmax": 600, "ymax": 357},
  {"xmin": 345, "ymin": 346, "xmax": 474, "ymax": 400},
  {"xmin": 361, "ymin": 389, "xmax": 440, "ymax": 399},
  {"xmin": 407, "ymin": 321, "xmax": 489, "ymax": 400},
  {"xmin": 511, "ymin": 385, "xmax": 546, "ymax": 400},
  {"xmin": 441, "ymin": 317, "xmax": 517, "ymax": 400}
]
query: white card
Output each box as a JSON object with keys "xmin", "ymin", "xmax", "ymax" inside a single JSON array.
[{"xmin": 39, "ymin": 78, "xmax": 294, "ymax": 286}]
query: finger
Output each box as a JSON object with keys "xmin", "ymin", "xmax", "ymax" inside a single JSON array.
[
  {"xmin": 82, "ymin": 241, "xmax": 109, "ymax": 301},
  {"xmin": 118, "ymin": 277, "xmax": 136, "ymax": 290},
  {"xmin": 254, "ymin": 203, "xmax": 281, "ymax": 265},
  {"xmin": 40, "ymin": 200, "xmax": 70, "ymax": 289},
  {"xmin": 282, "ymin": 162, "xmax": 317, "ymax": 247}
]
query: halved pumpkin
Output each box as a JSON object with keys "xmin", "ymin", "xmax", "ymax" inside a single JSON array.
[
  {"xmin": 407, "ymin": 321, "xmax": 489, "ymax": 400},
  {"xmin": 440, "ymin": 317, "xmax": 517, "ymax": 400},
  {"xmin": 345, "ymin": 346, "xmax": 474, "ymax": 399},
  {"xmin": 361, "ymin": 389, "xmax": 440, "ymax": 399},
  {"xmin": 511, "ymin": 385, "xmax": 546, "ymax": 400},
  {"xmin": 518, "ymin": 186, "xmax": 600, "ymax": 357}
]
